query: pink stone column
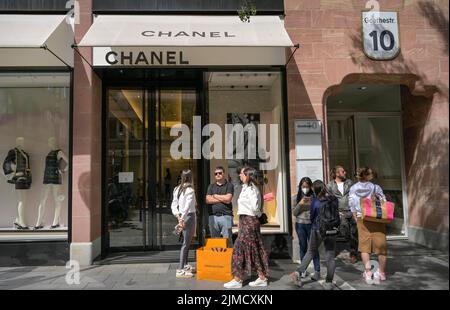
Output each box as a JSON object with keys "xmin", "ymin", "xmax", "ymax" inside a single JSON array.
[{"xmin": 71, "ymin": 0, "xmax": 102, "ymax": 265}]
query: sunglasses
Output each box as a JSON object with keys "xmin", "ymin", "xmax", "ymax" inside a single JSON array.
[{"xmin": 214, "ymin": 172, "xmax": 223, "ymax": 176}]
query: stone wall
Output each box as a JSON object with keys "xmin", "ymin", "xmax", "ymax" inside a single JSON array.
[{"xmin": 285, "ymin": 0, "xmax": 449, "ymax": 250}]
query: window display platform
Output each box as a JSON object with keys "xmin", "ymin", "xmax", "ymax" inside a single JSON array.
[
  {"xmin": 0, "ymin": 230, "xmax": 67, "ymax": 242},
  {"xmin": 0, "ymin": 240, "xmax": 69, "ymax": 266},
  {"xmin": 0, "ymin": 226, "xmax": 67, "ymax": 232}
]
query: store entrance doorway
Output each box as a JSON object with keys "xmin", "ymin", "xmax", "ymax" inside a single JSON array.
[
  {"xmin": 104, "ymin": 86, "xmax": 201, "ymax": 252},
  {"xmin": 327, "ymin": 84, "xmax": 408, "ymax": 237}
]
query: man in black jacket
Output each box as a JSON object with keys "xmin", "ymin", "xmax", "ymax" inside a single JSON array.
[{"xmin": 327, "ymin": 165, "xmax": 358, "ymax": 263}]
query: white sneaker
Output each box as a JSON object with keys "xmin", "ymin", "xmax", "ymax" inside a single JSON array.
[
  {"xmin": 322, "ymin": 281, "xmax": 338, "ymax": 290},
  {"xmin": 363, "ymin": 271, "xmax": 373, "ymax": 285},
  {"xmin": 224, "ymin": 279, "xmax": 243, "ymax": 289},
  {"xmin": 249, "ymin": 277, "xmax": 268, "ymax": 287},
  {"xmin": 290, "ymin": 271, "xmax": 303, "ymax": 287},
  {"xmin": 373, "ymin": 271, "xmax": 386, "ymax": 285},
  {"xmin": 184, "ymin": 264, "xmax": 196, "ymax": 273},
  {"xmin": 176, "ymin": 269, "xmax": 194, "ymax": 278}
]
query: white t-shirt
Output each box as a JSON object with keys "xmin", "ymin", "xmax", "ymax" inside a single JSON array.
[
  {"xmin": 337, "ymin": 182, "xmax": 345, "ymax": 196},
  {"xmin": 237, "ymin": 184, "xmax": 262, "ymax": 217}
]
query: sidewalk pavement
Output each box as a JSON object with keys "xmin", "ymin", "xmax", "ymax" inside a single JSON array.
[{"xmin": 0, "ymin": 240, "xmax": 448, "ymax": 290}]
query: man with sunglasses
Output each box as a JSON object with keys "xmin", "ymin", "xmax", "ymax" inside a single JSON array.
[{"xmin": 206, "ymin": 166, "xmax": 234, "ymax": 247}]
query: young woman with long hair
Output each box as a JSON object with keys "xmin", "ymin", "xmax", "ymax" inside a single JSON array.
[
  {"xmin": 224, "ymin": 166, "xmax": 269, "ymax": 288},
  {"xmin": 171, "ymin": 169, "xmax": 197, "ymax": 278}
]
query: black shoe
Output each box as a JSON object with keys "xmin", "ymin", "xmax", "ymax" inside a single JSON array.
[
  {"xmin": 34, "ymin": 225, "xmax": 44, "ymax": 230},
  {"xmin": 50, "ymin": 224, "xmax": 60, "ymax": 229},
  {"xmin": 14, "ymin": 222, "xmax": 29, "ymax": 230}
]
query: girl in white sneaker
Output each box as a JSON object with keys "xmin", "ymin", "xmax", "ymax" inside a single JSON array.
[
  {"xmin": 224, "ymin": 167, "xmax": 269, "ymax": 289},
  {"xmin": 348, "ymin": 167, "xmax": 388, "ymax": 285},
  {"xmin": 171, "ymin": 169, "xmax": 197, "ymax": 278}
]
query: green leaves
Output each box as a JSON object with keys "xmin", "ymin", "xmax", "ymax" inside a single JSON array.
[{"xmin": 238, "ymin": 1, "xmax": 257, "ymax": 23}]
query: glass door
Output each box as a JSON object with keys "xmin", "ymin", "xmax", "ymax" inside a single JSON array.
[
  {"xmin": 105, "ymin": 87, "xmax": 200, "ymax": 251},
  {"xmin": 327, "ymin": 113, "xmax": 407, "ymax": 237},
  {"xmin": 327, "ymin": 115, "xmax": 356, "ymax": 181},
  {"xmin": 150, "ymin": 89, "xmax": 199, "ymax": 250},
  {"xmin": 354, "ymin": 115, "xmax": 406, "ymax": 236},
  {"xmin": 106, "ymin": 88, "xmax": 146, "ymax": 250}
]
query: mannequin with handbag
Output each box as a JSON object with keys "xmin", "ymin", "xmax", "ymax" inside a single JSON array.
[{"xmin": 2, "ymin": 137, "xmax": 32, "ymax": 229}]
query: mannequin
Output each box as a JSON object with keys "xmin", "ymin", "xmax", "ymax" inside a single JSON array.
[
  {"xmin": 2, "ymin": 137, "xmax": 32, "ymax": 229},
  {"xmin": 35, "ymin": 137, "xmax": 68, "ymax": 229}
]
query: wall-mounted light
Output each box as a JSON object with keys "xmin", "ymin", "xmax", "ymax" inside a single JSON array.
[{"xmin": 358, "ymin": 86, "xmax": 367, "ymax": 90}]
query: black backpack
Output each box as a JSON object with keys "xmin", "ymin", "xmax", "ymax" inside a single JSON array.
[{"xmin": 319, "ymin": 197, "xmax": 341, "ymax": 238}]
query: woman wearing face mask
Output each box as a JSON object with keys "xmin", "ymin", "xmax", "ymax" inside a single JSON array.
[{"xmin": 292, "ymin": 177, "xmax": 320, "ymax": 280}]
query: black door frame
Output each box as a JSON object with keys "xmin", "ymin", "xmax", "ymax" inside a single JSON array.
[{"xmin": 101, "ymin": 69, "xmax": 205, "ymax": 254}]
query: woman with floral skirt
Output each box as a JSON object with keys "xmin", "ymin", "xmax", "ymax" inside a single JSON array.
[{"xmin": 224, "ymin": 166, "xmax": 269, "ymax": 289}]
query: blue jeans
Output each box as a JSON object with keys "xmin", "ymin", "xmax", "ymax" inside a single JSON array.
[
  {"xmin": 208, "ymin": 215, "xmax": 233, "ymax": 248},
  {"xmin": 179, "ymin": 212, "xmax": 196, "ymax": 269},
  {"xmin": 295, "ymin": 223, "xmax": 320, "ymax": 272}
]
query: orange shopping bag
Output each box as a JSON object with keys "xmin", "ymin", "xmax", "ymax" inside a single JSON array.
[{"xmin": 196, "ymin": 238, "xmax": 233, "ymax": 282}]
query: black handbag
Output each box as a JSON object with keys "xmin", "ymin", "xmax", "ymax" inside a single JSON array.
[
  {"xmin": 258, "ymin": 213, "xmax": 268, "ymax": 225},
  {"xmin": 255, "ymin": 185, "xmax": 268, "ymax": 225}
]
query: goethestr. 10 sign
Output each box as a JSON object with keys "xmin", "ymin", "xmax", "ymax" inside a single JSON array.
[{"xmin": 362, "ymin": 11, "xmax": 400, "ymax": 60}]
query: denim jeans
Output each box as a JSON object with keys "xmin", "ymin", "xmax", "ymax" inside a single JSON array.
[
  {"xmin": 208, "ymin": 215, "xmax": 233, "ymax": 248},
  {"xmin": 297, "ymin": 229, "xmax": 337, "ymax": 282},
  {"xmin": 179, "ymin": 212, "xmax": 196, "ymax": 269},
  {"xmin": 295, "ymin": 223, "xmax": 320, "ymax": 272}
]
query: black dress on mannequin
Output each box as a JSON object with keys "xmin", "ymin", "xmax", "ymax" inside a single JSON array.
[{"xmin": 43, "ymin": 149, "xmax": 62, "ymax": 185}]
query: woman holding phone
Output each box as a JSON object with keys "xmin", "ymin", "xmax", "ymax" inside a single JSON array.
[{"xmin": 292, "ymin": 177, "xmax": 320, "ymax": 281}]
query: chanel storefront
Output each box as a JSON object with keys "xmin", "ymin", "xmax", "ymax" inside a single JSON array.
[{"xmin": 73, "ymin": 14, "xmax": 296, "ymax": 260}]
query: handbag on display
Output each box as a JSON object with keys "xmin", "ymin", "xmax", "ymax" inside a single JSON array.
[
  {"xmin": 263, "ymin": 192, "xmax": 275, "ymax": 201},
  {"xmin": 263, "ymin": 174, "xmax": 275, "ymax": 202},
  {"xmin": 361, "ymin": 194, "xmax": 395, "ymax": 223}
]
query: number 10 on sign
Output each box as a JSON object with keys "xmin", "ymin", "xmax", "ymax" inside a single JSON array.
[{"xmin": 362, "ymin": 11, "xmax": 400, "ymax": 60}]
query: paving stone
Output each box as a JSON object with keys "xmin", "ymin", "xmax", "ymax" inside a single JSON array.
[{"xmin": 0, "ymin": 241, "xmax": 447, "ymax": 290}]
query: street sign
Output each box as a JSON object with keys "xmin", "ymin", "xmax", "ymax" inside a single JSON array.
[{"xmin": 362, "ymin": 11, "xmax": 400, "ymax": 60}]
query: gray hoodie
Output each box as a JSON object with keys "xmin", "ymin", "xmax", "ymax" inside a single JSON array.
[{"xmin": 348, "ymin": 182, "xmax": 386, "ymax": 219}]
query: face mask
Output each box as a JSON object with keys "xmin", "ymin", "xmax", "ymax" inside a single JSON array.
[{"xmin": 302, "ymin": 188, "xmax": 310, "ymax": 195}]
